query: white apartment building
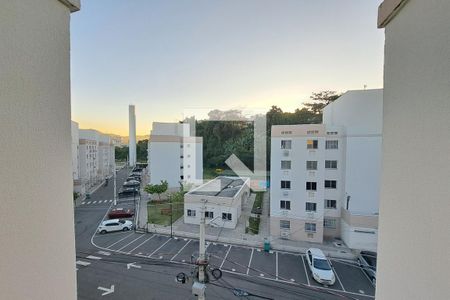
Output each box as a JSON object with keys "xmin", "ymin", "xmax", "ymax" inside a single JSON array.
[
  {"xmin": 75, "ymin": 128, "xmax": 115, "ymax": 193},
  {"xmin": 71, "ymin": 121, "xmax": 84, "ymax": 195},
  {"xmin": 184, "ymin": 176, "xmax": 250, "ymax": 229},
  {"xmin": 270, "ymin": 89, "xmax": 382, "ymax": 250},
  {"xmin": 148, "ymin": 122, "xmax": 203, "ymax": 188}
]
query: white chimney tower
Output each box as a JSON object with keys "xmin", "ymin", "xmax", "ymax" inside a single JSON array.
[{"xmin": 128, "ymin": 105, "xmax": 136, "ymax": 166}]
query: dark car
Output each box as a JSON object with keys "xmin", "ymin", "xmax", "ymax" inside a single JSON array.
[
  {"xmin": 123, "ymin": 180, "xmax": 140, "ymax": 189},
  {"xmin": 108, "ymin": 208, "xmax": 134, "ymax": 219},
  {"xmin": 357, "ymin": 251, "xmax": 377, "ymax": 285},
  {"xmin": 118, "ymin": 188, "xmax": 139, "ymax": 198},
  {"xmin": 127, "ymin": 176, "xmax": 141, "ymax": 182}
]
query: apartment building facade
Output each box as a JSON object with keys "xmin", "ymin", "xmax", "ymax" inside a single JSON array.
[
  {"xmin": 71, "ymin": 126, "xmax": 115, "ymax": 194},
  {"xmin": 270, "ymin": 89, "xmax": 382, "ymax": 250},
  {"xmin": 148, "ymin": 122, "xmax": 203, "ymax": 188}
]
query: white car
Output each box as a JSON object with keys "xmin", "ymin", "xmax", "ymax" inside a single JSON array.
[
  {"xmin": 98, "ymin": 219, "xmax": 133, "ymax": 234},
  {"xmin": 305, "ymin": 248, "xmax": 336, "ymax": 285}
]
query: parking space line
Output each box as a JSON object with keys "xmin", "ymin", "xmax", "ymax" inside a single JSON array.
[
  {"xmin": 93, "ymin": 201, "xmax": 97, "ymax": 204},
  {"xmin": 171, "ymin": 240, "xmax": 191, "ymax": 262},
  {"xmin": 76, "ymin": 260, "xmax": 91, "ymax": 266},
  {"xmin": 149, "ymin": 238, "xmax": 172, "ymax": 258},
  {"xmin": 117, "ymin": 234, "xmax": 146, "ymax": 251},
  {"xmin": 106, "ymin": 232, "xmax": 134, "ymax": 249},
  {"xmin": 87, "ymin": 201, "xmax": 91, "ymax": 204},
  {"xmin": 332, "ymin": 265, "xmax": 346, "ymax": 292},
  {"xmin": 275, "ymin": 251, "xmax": 279, "ymax": 280},
  {"xmin": 219, "ymin": 245, "xmax": 232, "ymax": 269},
  {"xmin": 109, "ymin": 200, "xmax": 113, "ymax": 202},
  {"xmin": 127, "ymin": 235, "xmax": 155, "ymax": 254},
  {"xmin": 81, "ymin": 202, "xmax": 85, "ymax": 205},
  {"xmin": 301, "ymin": 255, "xmax": 310, "ymax": 286},
  {"xmin": 86, "ymin": 255, "xmax": 102, "ymax": 260},
  {"xmin": 246, "ymin": 248, "xmax": 254, "ymax": 275},
  {"xmin": 97, "ymin": 251, "xmax": 111, "ymax": 256}
]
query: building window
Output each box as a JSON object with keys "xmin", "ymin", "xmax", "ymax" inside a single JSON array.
[
  {"xmin": 281, "ymin": 140, "xmax": 292, "ymax": 149},
  {"xmin": 325, "ymin": 140, "xmax": 338, "ymax": 149},
  {"xmin": 325, "ymin": 160, "xmax": 338, "ymax": 169},
  {"xmin": 222, "ymin": 213, "xmax": 232, "ymax": 221},
  {"xmin": 324, "ymin": 180, "xmax": 337, "ymax": 189},
  {"xmin": 281, "ymin": 160, "xmax": 291, "ymax": 170},
  {"xmin": 280, "ymin": 220, "xmax": 290, "ymax": 229},
  {"xmin": 306, "ymin": 182, "xmax": 317, "ymax": 191},
  {"xmin": 307, "ymin": 139, "xmax": 318, "ymax": 149},
  {"xmin": 187, "ymin": 209, "xmax": 196, "ymax": 217},
  {"xmin": 281, "ymin": 180, "xmax": 291, "ymax": 189},
  {"xmin": 324, "ymin": 199, "xmax": 337, "ymax": 209},
  {"xmin": 307, "ymin": 130, "xmax": 319, "ymax": 135},
  {"xmin": 280, "ymin": 200, "xmax": 291, "ymax": 210},
  {"xmin": 305, "ymin": 223, "xmax": 316, "ymax": 232},
  {"xmin": 324, "ymin": 218, "xmax": 337, "ymax": 229},
  {"xmin": 205, "ymin": 211, "xmax": 214, "ymax": 219},
  {"xmin": 180, "ymin": 175, "xmax": 184, "ymax": 180},
  {"xmin": 305, "ymin": 202, "xmax": 317, "ymax": 212},
  {"xmin": 306, "ymin": 161, "xmax": 318, "ymax": 170}
]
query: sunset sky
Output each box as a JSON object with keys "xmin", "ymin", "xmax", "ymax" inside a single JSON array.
[{"xmin": 71, "ymin": 0, "xmax": 384, "ymax": 136}]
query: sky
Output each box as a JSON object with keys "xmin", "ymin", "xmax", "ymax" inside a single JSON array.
[{"xmin": 71, "ymin": 0, "xmax": 384, "ymax": 136}]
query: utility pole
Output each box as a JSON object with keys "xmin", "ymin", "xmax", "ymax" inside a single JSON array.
[{"xmin": 193, "ymin": 199, "xmax": 207, "ymax": 300}]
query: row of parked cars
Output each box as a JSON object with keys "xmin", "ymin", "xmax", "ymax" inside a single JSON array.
[
  {"xmin": 305, "ymin": 248, "xmax": 377, "ymax": 286},
  {"xmin": 118, "ymin": 168, "xmax": 143, "ymax": 198},
  {"xmin": 99, "ymin": 167, "xmax": 145, "ymax": 234}
]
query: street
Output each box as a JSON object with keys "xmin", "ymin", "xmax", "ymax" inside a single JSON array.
[{"xmin": 75, "ymin": 167, "xmax": 375, "ymax": 299}]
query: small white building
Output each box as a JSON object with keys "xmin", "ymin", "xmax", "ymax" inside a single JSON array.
[
  {"xmin": 148, "ymin": 122, "xmax": 203, "ymax": 188},
  {"xmin": 270, "ymin": 89, "xmax": 382, "ymax": 251},
  {"xmin": 184, "ymin": 176, "xmax": 250, "ymax": 229}
]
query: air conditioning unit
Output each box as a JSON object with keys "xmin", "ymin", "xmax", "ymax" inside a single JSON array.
[{"xmin": 280, "ymin": 230, "xmax": 290, "ymax": 240}]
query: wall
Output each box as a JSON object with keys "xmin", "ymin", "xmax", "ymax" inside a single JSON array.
[
  {"xmin": 149, "ymin": 141, "xmax": 181, "ymax": 187},
  {"xmin": 377, "ymin": 0, "xmax": 450, "ymax": 299},
  {"xmin": 0, "ymin": 0, "xmax": 79, "ymax": 299}
]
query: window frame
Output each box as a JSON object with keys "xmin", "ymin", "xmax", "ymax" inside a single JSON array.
[
  {"xmin": 280, "ymin": 200, "xmax": 291, "ymax": 210},
  {"xmin": 305, "ymin": 202, "xmax": 317, "ymax": 212},
  {"xmin": 281, "ymin": 180, "xmax": 291, "ymax": 189},
  {"xmin": 306, "ymin": 139, "xmax": 318, "ymax": 149},
  {"xmin": 305, "ymin": 222, "xmax": 317, "ymax": 232},
  {"xmin": 281, "ymin": 160, "xmax": 291, "ymax": 170},
  {"xmin": 306, "ymin": 181, "xmax": 317, "ymax": 191},
  {"xmin": 306, "ymin": 161, "xmax": 318, "ymax": 170},
  {"xmin": 281, "ymin": 140, "xmax": 292, "ymax": 149},
  {"xmin": 324, "ymin": 180, "xmax": 337, "ymax": 189},
  {"xmin": 325, "ymin": 160, "xmax": 338, "ymax": 169},
  {"xmin": 325, "ymin": 140, "xmax": 339, "ymax": 149},
  {"xmin": 324, "ymin": 199, "xmax": 337, "ymax": 209},
  {"xmin": 280, "ymin": 220, "xmax": 291, "ymax": 229}
]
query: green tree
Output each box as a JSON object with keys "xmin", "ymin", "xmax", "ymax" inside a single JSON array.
[
  {"xmin": 144, "ymin": 180, "xmax": 168, "ymax": 201},
  {"xmin": 303, "ymin": 90, "xmax": 341, "ymax": 115},
  {"xmin": 136, "ymin": 139, "xmax": 148, "ymax": 162}
]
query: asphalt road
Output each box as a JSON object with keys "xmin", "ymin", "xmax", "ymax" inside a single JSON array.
[{"xmin": 75, "ymin": 167, "xmax": 375, "ymax": 300}]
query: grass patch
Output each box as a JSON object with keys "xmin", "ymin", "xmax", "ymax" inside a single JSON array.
[
  {"xmin": 246, "ymin": 216, "xmax": 260, "ymax": 234},
  {"xmin": 251, "ymin": 192, "xmax": 264, "ymax": 214},
  {"xmin": 147, "ymin": 201, "xmax": 184, "ymax": 226}
]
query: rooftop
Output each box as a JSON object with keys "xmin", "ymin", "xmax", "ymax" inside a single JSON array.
[{"xmin": 188, "ymin": 176, "xmax": 247, "ymax": 198}]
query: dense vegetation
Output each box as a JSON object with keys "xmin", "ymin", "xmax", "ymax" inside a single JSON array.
[
  {"xmin": 195, "ymin": 90, "xmax": 341, "ymax": 172},
  {"xmin": 115, "ymin": 139, "xmax": 148, "ymax": 162}
]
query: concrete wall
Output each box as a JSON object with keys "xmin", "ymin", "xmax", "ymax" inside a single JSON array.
[
  {"xmin": 377, "ymin": 0, "xmax": 450, "ymax": 299},
  {"xmin": 149, "ymin": 141, "xmax": 182, "ymax": 187},
  {"xmin": 0, "ymin": 0, "xmax": 79, "ymax": 299}
]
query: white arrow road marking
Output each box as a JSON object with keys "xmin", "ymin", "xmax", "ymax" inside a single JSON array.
[
  {"xmin": 127, "ymin": 262, "xmax": 141, "ymax": 270},
  {"xmin": 87, "ymin": 255, "xmax": 102, "ymax": 260},
  {"xmin": 76, "ymin": 260, "xmax": 91, "ymax": 266},
  {"xmin": 98, "ymin": 285, "xmax": 114, "ymax": 296}
]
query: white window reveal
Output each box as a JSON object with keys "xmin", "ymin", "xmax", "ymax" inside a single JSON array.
[
  {"xmin": 305, "ymin": 223, "xmax": 316, "ymax": 232},
  {"xmin": 222, "ymin": 213, "xmax": 232, "ymax": 221},
  {"xmin": 187, "ymin": 209, "xmax": 196, "ymax": 217}
]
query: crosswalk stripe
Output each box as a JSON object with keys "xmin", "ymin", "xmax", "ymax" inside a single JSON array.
[
  {"xmin": 92, "ymin": 201, "xmax": 97, "ymax": 204},
  {"xmin": 86, "ymin": 255, "xmax": 102, "ymax": 260},
  {"xmin": 87, "ymin": 202, "xmax": 91, "ymax": 204},
  {"xmin": 76, "ymin": 260, "xmax": 91, "ymax": 266},
  {"xmin": 81, "ymin": 202, "xmax": 85, "ymax": 205},
  {"xmin": 109, "ymin": 200, "xmax": 113, "ymax": 202}
]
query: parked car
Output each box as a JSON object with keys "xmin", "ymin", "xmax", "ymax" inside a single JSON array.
[
  {"xmin": 108, "ymin": 208, "xmax": 134, "ymax": 219},
  {"xmin": 124, "ymin": 179, "xmax": 140, "ymax": 186},
  {"xmin": 118, "ymin": 188, "xmax": 139, "ymax": 198},
  {"xmin": 305, "ymin": 248, "xmax": 336, "ymax": 285},
  {"xmin": 357, "ymin": 251, "xmax": 377, "ymax": 285},
  {"xmin": 98, "ymin": 219, "xmax": 132, "ymax": 234},
  {"xmin": 127, "ymin": 176, "xmax": 141, "ymax": 182}
]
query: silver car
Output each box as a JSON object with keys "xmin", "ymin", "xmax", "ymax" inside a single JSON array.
[{"xmin": 357, "ymin": 251, "xmax": 377, "ymax": 286}]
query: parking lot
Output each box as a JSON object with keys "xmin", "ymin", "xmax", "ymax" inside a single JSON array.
[{"xmin": 92, "ymin": 231, "xmax": 375, "ymax": 298}]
